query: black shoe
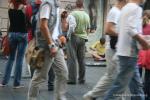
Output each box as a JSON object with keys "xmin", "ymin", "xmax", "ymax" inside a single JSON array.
[
  {"xmin": 78, "ymin": 80, "xmax": 85, "ymax": 84},
  {"xmin": 67, "ymin": 81, "xmax": 76, "ymax": 85},
  {"xmin": 93, "ymin": 98, "xmax": 96, "ymax": 100},
  {"xmin": 48, "ymin": 84, "xmax": 54, "ymax": 91},
  {"xmin": 48, "ymin": 86, "xmax": 54, "ymax": 91}
]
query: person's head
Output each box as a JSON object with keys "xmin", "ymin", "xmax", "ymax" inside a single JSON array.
[
  {"xmin": 35, "ymin": 0, "xmax": 42, "ymax": 5},
  {"xmin": 116, "ymin": 0, "xmax": 127, "ymax": 8},
  {"xmin": 61, "ymin": 11, "xmax": 68, "ymax": 19},
  {"xmin": 10, "ymin": 0, "xmax": 26, "ymax": 9},
  {"xmin": 100, "ymin": 37, "xmax": 106, "ymax": 45},
  {"xmin": 76, "ymin": 0, "xmax": 84, "ymax": 8},
  {"xmin": 143, "ymin": 10, "xmax": 150, "ymax": 26}
]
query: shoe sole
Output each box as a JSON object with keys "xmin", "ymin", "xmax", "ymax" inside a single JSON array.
[{"xmin": 13, "ymin": 86, "xmax": 24, "ymax": 89}]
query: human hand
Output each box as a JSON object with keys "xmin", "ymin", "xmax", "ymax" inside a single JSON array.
[
  {"xmin": 59, "ymin": 35, "xmax": 66, "ymax": 45},
  {"xmin": 49, "ymin": 47, "xmax": 58, "ymax": 57}
]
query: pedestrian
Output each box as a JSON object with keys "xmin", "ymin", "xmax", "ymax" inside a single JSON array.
[
  {"xmin": 137, "ymin": 10, "xmax": 150, "ymax": 100},
  {"xmin": 0, "ymin": 0, "xmax": 27, "ymax": 88},
  {"xmin": 104, "ymin": 0, "xmax": 150, "ymax": 100},
  {"xmin": 60, "ymin": 10, "xmax": 69, "ymax": 59},
  {"xmin": 25, "ymin": 0, "xmax": 55, "ymax": 91},
  {"xmin": 67, "ymin": 0, "xmax": 90, "ymax": 84},
  {"xmin": 83, "ymin": 0, "xmax": 127, "ymax": 99},
  {"xmin": 88, "ymin": 0, "xmax": 97, "ymax": 33},
  {"xmin": 27, "ymin": 0, "xmax": 68, "ymax": 100}
]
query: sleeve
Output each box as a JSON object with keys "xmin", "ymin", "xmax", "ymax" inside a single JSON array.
[
  {"xmin": 90, "ymin": 41, "xmax": 98, "ymax": 49},
  {"xmin": 87, "ymin": 15, "xmax": 90, "ymax": 29},
  {"xmin": 66, "ymin": 15, "xmax": 76, "ymax": 38},
  {"xmin": 107, "ymin": 8, "xmax": 119, "ymax": 24},
  {"xmin": 40, "ymin": 4, "xmax": 51, "ymax": 19},
  {"xmin": 128, "ymin": 7, "xmax": 142, "ymax": 37}
]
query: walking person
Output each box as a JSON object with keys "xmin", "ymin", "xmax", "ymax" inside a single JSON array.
[
  {"xmin": 67, "ymin": 0, "xmax": 90, "ymax": 84},
  {"xmin": 137, "ymin": 10, "xmax": 150, "ymax": 100},
  {"xmin": 83, "ymin": 0, "xmax": 127, "ymax": 99},
  {"xmin": 104, "ymin": 0, "xmax": 150, "ymax": 100},
  {"xmin": 0, "ymin": 0, "xmax": 27, "ymax": 88},
  {"xmin": 25, "ymin": 0, "xmax": 55, "ymax": 91},
  {"xmin": 27, "ymin": 0, "xmax": 68, "ymax": 100}
]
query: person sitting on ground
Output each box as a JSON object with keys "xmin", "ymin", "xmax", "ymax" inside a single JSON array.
[{"xmin": 90, "ymin": 37, "xmax": 105, "ymax": 61}]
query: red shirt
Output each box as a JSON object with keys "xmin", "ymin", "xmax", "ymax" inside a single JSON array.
[
  {"xmin": 138, "ymin": 23, "xmax": 150, "ymax": 70},
  {"xmin": 143, "ymin": 24, "xmax": 150, "ymax": 35}
]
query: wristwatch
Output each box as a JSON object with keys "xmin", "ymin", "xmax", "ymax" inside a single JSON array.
[{"xmin": 48, "ymin": 43, "xmax": 55, "ymax": 49}]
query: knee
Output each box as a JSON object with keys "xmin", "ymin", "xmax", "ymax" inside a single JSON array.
[
  {"xmin": 56, "ymin": 68, "xmax": 68, "ymax": 80},
  {"xmin": 31, "ymin": 75, "xmax": 46, "ymax": 85},
  {"xmin": 62, "ymin": 68, "xmax": 68, "ymax": 80}
]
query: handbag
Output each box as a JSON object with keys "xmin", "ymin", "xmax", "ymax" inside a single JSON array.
[
  {"xmin": 25, "ymin": 38, "xmax": 44, "ymax": 69},
  {"xmin": 1, "ymin": 35, "xmax": 10, "ymax": 56}
]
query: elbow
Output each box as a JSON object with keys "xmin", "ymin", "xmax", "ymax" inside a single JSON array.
[
  {"xmin": 105, "ymin": 29, "xmax": 110, "ymax": 35},
  {"xmin": 40, "ymin": 23, "xmax": 46, "ymax": 32}
]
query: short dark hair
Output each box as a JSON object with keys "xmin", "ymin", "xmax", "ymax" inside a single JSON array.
[
  {"xmin": 76, "ymin": 0, "xmax": 83, "ymax": 8},
  {"xmin": 61, "ymin": 11, "xmax": 68, "ymax": 19},
  {"xmin": 100, "ymin": 37, "xmax": 106, "ymax": 44}
]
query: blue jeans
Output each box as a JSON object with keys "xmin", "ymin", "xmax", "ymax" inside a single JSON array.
[
  {"xmin": 104, "ymin": 56, "xmax": 145, "ymax": 100},
  {"xmin": 2, "ymin": 32, "xmax": 27, "ymax": 86}
]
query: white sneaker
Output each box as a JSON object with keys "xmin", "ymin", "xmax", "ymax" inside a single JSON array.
[
  {"xmin": 0, "ymin": 83, "xmax": 7, "ymax": 87},
  {"xmin": 13, "ymin": 85, "xmax": 24, "ymax": 89},
  {"xmin": 83, "ymin": 93, "xmax": 93, "ymax": 100}
]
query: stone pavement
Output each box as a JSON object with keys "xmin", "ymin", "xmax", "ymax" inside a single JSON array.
[{"xmin": 0, "ymin": 57, "xmax": 106, "ymax": 100}]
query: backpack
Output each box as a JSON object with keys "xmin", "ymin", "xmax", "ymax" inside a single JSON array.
[{"xmin": 25, "ymin": 3, "xmax": 40, "ymax": 41}]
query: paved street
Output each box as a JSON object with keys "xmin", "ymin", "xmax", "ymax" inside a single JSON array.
[{"xmin": 0, "ymin": 57, "xmax": 106, "ymax": 100}]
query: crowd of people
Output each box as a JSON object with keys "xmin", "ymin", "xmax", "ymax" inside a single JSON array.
[{"xmin": 0, "ymin": 0, "xmax": 150, "ymax": 100}]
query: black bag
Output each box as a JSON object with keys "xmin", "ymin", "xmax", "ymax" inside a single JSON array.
[{"xmin": 110, "ymin": 36, "xmax": 118, "ymax": 49}]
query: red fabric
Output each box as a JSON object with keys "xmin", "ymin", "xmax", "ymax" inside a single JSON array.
[
  {"xmin": 25, "ymin": 4, "xmax": 33, "ymax": 42},
  {"xmin": 138, "ymin": 50, "xmax": 150, "ymax": 70},
  {"xmin": 2, "ymin": 35, "xmax": 10, "ymax": 56},
  {"xmin": 138, "ymin": 24, "xmax": 150, "ymax": 70},
  {"xmin": 27, "ymin": 28, "xmax": 33, "ymax": 42},
  {"xmin": 143, "ymin": 24, "xmax": 150, "ymax": 35},
  {"xmin": 25, "ymin": 4, "xmax": 32, "ymax": 21},
  {"xmin": 10, "ymin": 0, "xmax": 27, "ymax": 9}
]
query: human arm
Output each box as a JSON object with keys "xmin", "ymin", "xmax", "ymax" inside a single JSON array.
[
  {"xmin": 105, "ymin": 8, "xmax": 119, "ymax": 36},
  {"xmin": 66, "ymin": 15, "xmax": 76, "ymax": 39},
  {"xmin": 133, "ymin": 35, "xmax": 150, "ymax": 50},
  {"xmin": 105, "ymin": 22, "xmax": 118, "ymax": 36},
  {"xmin": 40, "ymin": 4, "xmax": 57, "ymax": 56},
  {"xmin": 90, "ymin": 42, "xmax": 98, "ymax": 51},
  {"xmin": 128, "ymin": 8, "xmax": 150, "ymax": 50}
]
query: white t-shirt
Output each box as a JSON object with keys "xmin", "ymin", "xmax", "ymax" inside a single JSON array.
[
  {"xmin": 40, "ymin": 4, "xmax": 60, "ymax": 40},
  {"xmin": 106, "ymin": 7, "xmax": 121, "ymax": 49},
  {"xmin": 116, "ymin": 3, "xmax": 143, "ymax": 57},
  {"xmin": 40, "ymin": 4, "xmax": 50, "ymax": 19}
]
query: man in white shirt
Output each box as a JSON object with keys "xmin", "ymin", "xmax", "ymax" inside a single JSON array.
[
  {"xmin": 83, "ymin": 0, "xmax": 126, "ymax": 99},
  {"xmin": 27, "ymin": 0, "xmax": 68, "ymax": 100},
  {"xmin": 104, "ymin": 0, "xmax": 150, "ymax": 100}
]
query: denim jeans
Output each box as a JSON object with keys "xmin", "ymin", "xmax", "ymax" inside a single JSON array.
[
  {"xmin": 104, "ymin": 56, "xmax": 145, "ymax": 100},
  {"xmin": 2, "ymin": 32, "xmax": 27, "ymax": 86}
]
